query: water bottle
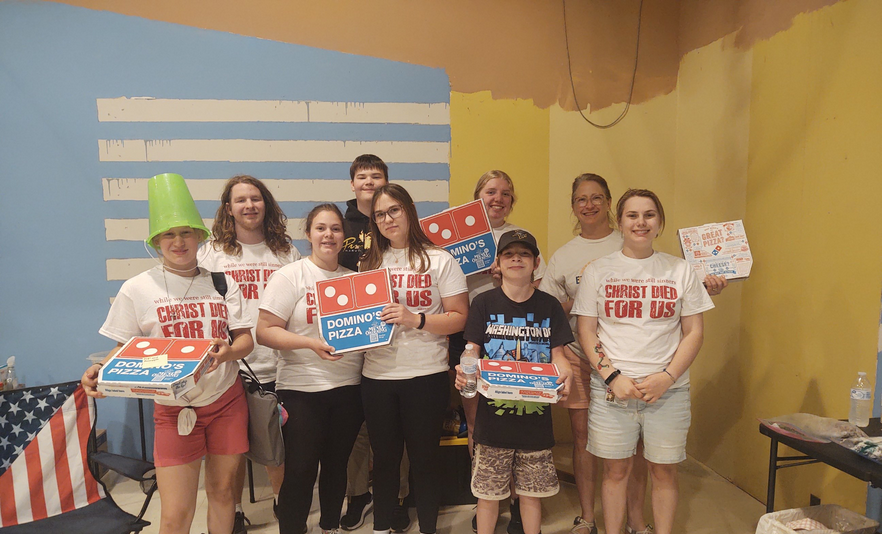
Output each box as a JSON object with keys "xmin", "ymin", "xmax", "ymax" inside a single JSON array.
[
  {"xmin": 849, "ymin": 371, "xmax": 872, "ymax": 427},
  {"xmin": 460, "ymin": 344, "xmax": 479, "ymax": 399},
  {"xmin": 3, "ymin": 356, "xmax": 17, "ymax": 391}
]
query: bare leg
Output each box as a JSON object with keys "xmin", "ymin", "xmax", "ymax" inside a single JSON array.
[
  {"xmin": 155, "ymin": 459, "xmax": 201, "ymax": 534},
  {"xmin": 476, "ymin": 498, "xmax": 500, "ymax": 534},
  {"xmin": 568, "ymin": 407, "xmax": 596, "ymax": 522},
  {"xmin": 233, "ymin": 457, "xmax": 247, "ymax": 506},
  {"xmin": 205, "ymin": 453, "xmax": 242, "ymax": 534},
  {"xmin": 518, "ymin": 496, "xmax": 542, "ymax": 534},
  {"xmin": 601, "ymin": 457, "xmax": 632, "ymax": 534},
  {"xmin": 647, "ymin": 462, "xmax": 678, "ymax": 534},
  {"xmin": 267, "ymin": 463, "xmax": 285, "ymax": 497},
  {"xmin": 627, "ymin": 440, "xmax": 649, "ymax": 531}
]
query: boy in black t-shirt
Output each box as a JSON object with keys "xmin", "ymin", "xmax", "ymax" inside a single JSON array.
[{"xmin": 456, "ymin": 230, "xmax": 573, "ymax": 534}]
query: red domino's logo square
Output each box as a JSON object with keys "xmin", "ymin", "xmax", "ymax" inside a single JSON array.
[
  {"xmin": 352, "ymin": 271, "xmax": 391, "ymax": 308},
  {"xmin": 451, "ymin": 201, "xmax": 490, "ymax": 240},
  {"xmin": 165, "ymin": 339, "xmax": 213, "ymax": 360},
  {"xmin": 516, "ymin": 362, "xmax": 557, "ymax": 376},
  {"xmin": 317, "ymin": 278, "xmax": 356, "ymax": 315},
  {"xmin": 118, "ymin": 338, "xmax": 174, "ymax": 359},
  {"xmin": 420, "ymin": 212, "xmax": 459, "ymax": 246}
]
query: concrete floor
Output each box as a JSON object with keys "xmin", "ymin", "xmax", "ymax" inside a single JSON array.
[{"xmin": 108, "ymin": 443, "xmax": 766, "ymax": 533}]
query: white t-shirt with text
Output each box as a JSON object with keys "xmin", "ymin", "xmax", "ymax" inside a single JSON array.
[
  {"xmin": 198, "ymin": 241, "xmax": 301, "ymax": 382},
  {"xmin": 571, "ymin": 250, "xmax": 714, "ymax": 386},
  {"xmin": 363, "ymin": 247, "xmax": 468, "ymax": 380},
  {"xmin": 99, "ymin": 266, "xmax": 252, "ymax": 407},
  {"xmin": 259, "ymin": 258, "xmax": 363, "ymax": 392}
]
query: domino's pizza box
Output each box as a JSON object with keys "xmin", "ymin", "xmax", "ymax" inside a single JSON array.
[
  {"xmin": 678, "ymin": 219, "xmax": 753, "ymax": 281},
  {"xmin": 419, "ymin": 199, "xmax": 496, "ymax": 276},
  {"xmin": 316, "ymin": 268, "xmax": 396, "ymax": 354},
  {"xmin": 97, "ymin": 337, "xmax": 215, "ymax": 400},
  {"xmin": 477, "ymin": 360, "xmax": 563, "ymax": 404}
]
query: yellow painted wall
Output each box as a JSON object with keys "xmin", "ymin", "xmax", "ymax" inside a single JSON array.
[
  {"xmin": 735, "ymin": 0, "xmax": 882, "ymax": 511},
  {"xmin": 449, "ymin": 91, "xmax": 550, "ymax": 253}
]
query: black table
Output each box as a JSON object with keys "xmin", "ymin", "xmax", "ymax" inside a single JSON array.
[{"xmin": 760, "ymin": 418, "xmax": 882, "ymax": 513}]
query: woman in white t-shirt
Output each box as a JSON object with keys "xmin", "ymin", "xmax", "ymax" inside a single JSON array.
[
  {"xmin": 197, "ymin": 174, "xmax": 301, "ymax": 527},
  {"xmin": 572, "ymin": 189, "xmax": 715, "ymax": 534},
  {"xmin": 256, "ymin": 204, "xmax": 364, "ymax": 534},
  {"xmin": 81, "ymin": 173, "xmax": 254, "ymax": 534},
  {"xmin": 359, "ymin": 183, "xmax": 469, "ymax": 534}
]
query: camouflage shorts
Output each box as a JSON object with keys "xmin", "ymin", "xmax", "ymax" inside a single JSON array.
[{"xmin": 470, "ymin": 443, "xmax": 559, "ymax": 500}]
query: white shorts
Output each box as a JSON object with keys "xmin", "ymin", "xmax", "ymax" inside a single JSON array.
[{"xmin": 586, "ymin": 374, "xmax": 691, "ymax": 464}]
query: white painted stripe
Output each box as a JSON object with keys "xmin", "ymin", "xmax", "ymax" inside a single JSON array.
[
  {"xmin": 96, "ymin": 97, "xmax": 449, "ymax": 125},
  {"xmin": 10, "ymin": 450, "xmax": 33, "ymax": 523},
  {"xmin": 36, "ymin": 418, "xmax": 62, "ymax": 518},
  {"xmin": 102, "ymin": 178, "xmax": 448, "ymax": 202},
  {"xmin": 61, "ymin": 395, "xmax": 90, "ymax": 509},
  {"xmin": 106, "ymin": 258, "xmax": 158, "ymax": 281},
  {"xmin": 105, "ymin": 218, "xmax": 307, "ymax": 242},
  {"xmin": 98, "ymin": 139, "xmax": 449, "ymax": 164}
]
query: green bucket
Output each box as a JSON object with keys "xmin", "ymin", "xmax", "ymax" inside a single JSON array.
[{"xmin": 146, "ymin": 173, "xmax": 210, "ymax": 248}]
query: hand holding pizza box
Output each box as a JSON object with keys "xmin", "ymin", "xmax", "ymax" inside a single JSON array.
[
  {"xmin": 316, "ymin": 268, "xmax": 395, "ymax": 354},
  {"xmin": 419, "ymin": 199, "xmax": 496, "ymax": 276},
  {"xmin": 477, "ymin": 360, "xmax": 564, "ymax": 404},
  {"xmin": 97, "ymin": 337, "xmax": 216, "ymax": 400},
  {"xmin": 678, "ymin": 219, "xmax": 753, "ymax": 280}
]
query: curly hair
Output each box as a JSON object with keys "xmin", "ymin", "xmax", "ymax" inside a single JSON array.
[
  {"xmin": 359, "ymin": 184, "xmax": 440, "ymax": 274},
  {"xmin": 210, "ymin": 175, "xmax": 292, "ymax": 257}
]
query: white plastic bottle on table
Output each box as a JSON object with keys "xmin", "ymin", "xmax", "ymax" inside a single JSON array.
[
  {"xmin": 3, "ymin": 356, "xmax": 17, "ymax": 391},
  {"xmin": 460, "ymin": 343, "xmax": 479, "ymax": 399},
  {"xmin": 849, "ymin": 371, "xmax": 872, "ymax": 427}
]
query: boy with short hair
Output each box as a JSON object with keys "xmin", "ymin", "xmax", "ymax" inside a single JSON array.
[{"xmin": 456, "ymin": 229, "xmax": 574, "ymax": 534}]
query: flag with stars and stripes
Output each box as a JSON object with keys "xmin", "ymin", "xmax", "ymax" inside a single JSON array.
[{"xmin": 0, "ymin": 382, "xmax": 105, "ymax": 527}]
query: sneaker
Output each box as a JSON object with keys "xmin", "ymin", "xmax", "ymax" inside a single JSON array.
[
  {"xmin": 232, "ymin": 511, "xmax": 251, "ymax": 534},
  {"xmin": 571, "ymin": 517, "xmax": 597, "ymax": 534},
  {"xmin": 472, "ymin": 514, "xmax": 477, "ymax": 533},
  {"xmin": 506, "ymin": 500, "xmax": 524, "ymax": 534},
  {"xmin": 390, "ymin": 500, "xmax": 411, "ymax": 533},
  {"xmin": 626, "ymin": 525, "xmax": 654, "ymax": 534},
  {"xmin": 341, "ymin": 492, "xmax": 373, "ymax": 531}
]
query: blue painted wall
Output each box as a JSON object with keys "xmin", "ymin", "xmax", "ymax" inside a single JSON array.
[{"xmin": 0, "ymin": 2, "xmax": 450, "ymax": 457}]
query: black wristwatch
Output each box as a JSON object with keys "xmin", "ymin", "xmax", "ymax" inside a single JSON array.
[{"xmin": 604, "ymin": 369, "xmax": 621, "ymax": 386}]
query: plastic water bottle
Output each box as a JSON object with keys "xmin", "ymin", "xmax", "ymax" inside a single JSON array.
[
  {"xmin": 3, "ymin": 356, "xmax": 17, "ymax": 391},
  {"xmin": 849, "ymin": 371, "xmax": 872, "ymax": 427},
  {"xmin": 460, "ymin": 344, "xmax": 479, "ymax": 399}
]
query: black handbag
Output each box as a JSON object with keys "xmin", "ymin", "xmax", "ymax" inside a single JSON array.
[{"xmin": 239, "ymin": 360, "xmax": 285, "ymax": 467}]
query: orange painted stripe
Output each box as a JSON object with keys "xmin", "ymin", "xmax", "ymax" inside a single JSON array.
[
  {"xmin": 49, "ymin": 409, "xmax": 75, "ymax": 513},
  {"xmin": 0, "ymin": 468, "xmax": 19, "ymax": 526},
  {"xmin": 73, "ymin": 389, "xmax": 101, "ymax": 503},
  {"xmin": 24, "ymin": 437, "xmax": 48, "ymax": 520}
]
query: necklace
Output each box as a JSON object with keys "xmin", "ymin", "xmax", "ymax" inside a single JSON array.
[
  {"xmin": 389, "ymin": 247, "xmax": 407, "ymax": 263},
  {"xmin": 163, "ymin": 266, "xmax": 198, "ymax": 321}
]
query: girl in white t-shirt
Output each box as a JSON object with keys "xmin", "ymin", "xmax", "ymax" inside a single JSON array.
[
  {"xmin": 359, "ymin": 184, "xmax": 469, "ymax": 534},
  {"xmin": 257, "ymin": 204, "xmax": 364, "ymax": 534},
  {"xmin": 572, "ymin": 189, "xmax": 715, "ymax": 534},
  {"xmin": 82, "ymin": 190, "xmax": 254, "ymax": 534},
  {"xmin": 197, "ymin": 174, "xmax": 301, "ymax": 526}
]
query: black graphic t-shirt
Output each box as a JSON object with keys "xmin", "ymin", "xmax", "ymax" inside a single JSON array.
[
  {"xmin": 464, "ymin": 287, "xmax": 574, "ymax": 450},
  {"xmin": 339, "ymin": 199, "xmax": 373, "ymax": 272}
]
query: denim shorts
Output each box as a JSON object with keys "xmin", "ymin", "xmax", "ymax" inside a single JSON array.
[{"xmin": 586, "ymin": 374, "xmax": 691, "ymax": 464}]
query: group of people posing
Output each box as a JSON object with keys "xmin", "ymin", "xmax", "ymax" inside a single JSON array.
[{"xmin": 81, "ymin": 154, "xmax": 726, "ymax": 534}]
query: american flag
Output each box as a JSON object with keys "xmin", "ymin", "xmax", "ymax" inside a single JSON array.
[{"xmin": 0, "ymin": 383, "xmax": 105, "ymax": 527}]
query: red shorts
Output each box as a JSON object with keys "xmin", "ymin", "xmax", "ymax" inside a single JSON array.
[{"xmin": 153, "ymin": 379, "xmax": 249, "ymax": 467}]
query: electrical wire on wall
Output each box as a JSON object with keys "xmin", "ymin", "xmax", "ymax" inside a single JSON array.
[{"xmin": 563, "ymin": 0, "xmax": 644, "ymax": 129}]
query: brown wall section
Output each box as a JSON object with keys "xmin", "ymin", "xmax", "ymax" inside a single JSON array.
[{"xmin": 48, "ymin": 0, "xmax": 839, "ymax": 109}]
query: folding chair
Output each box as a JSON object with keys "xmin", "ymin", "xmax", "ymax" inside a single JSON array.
[{"xmin": 0, "ymin": 381, "xmax": 156, "ymax": 534}]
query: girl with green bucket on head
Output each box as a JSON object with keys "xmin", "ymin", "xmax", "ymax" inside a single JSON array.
[{"xmin": 81, "ymin": 173, "xmax": 255, "ymax": 534}]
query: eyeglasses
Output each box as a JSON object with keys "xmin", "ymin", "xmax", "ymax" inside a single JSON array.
[
  {"xmin": 373, "ymin": 205, "xmax": 404, "ymax": 223},
  {"xmin": 574, "ymin": 195, "xmax": 607, "ymax": 207}
]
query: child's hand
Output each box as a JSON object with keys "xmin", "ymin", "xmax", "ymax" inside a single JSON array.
[
  {"xmin": 81, "ymin": 364, "xmax": 106, "ymax": 399},
  {"xmin": 556, "ymin": 364, "xmax": 573, "ymax": 401},
  {"xmin": 454, "ymin": 364, "xmax": 466, "ymax": 391}
]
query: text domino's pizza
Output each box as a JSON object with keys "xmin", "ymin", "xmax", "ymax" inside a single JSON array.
[
  {"xmin": 477, "ymin": 360, "xmax": 563, "ymax": 403},
  {"xmin": 316, "ymin": 268, "xmax": 395, "ymax": 354}
]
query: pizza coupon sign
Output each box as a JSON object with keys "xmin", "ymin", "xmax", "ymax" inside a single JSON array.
[
  {"xmin": 316, "ymin": 269, "xmax": 395, "ymax": 354},
  {"xmin": 419, "ymin": 199, "xmax": 496, "ymax": 276}
]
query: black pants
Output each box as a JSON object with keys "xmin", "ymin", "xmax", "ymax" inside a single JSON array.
[
  {"xmin": 362, "ymin": 372, "xmax": 449, "ymax": 534},
  {"xmin": 277, "ymin": 385, "xmax": 364, "ymax": 533}
]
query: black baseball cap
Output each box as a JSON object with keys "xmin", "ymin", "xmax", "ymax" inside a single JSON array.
[{"xmin": 497, "ymin": 229, "xmax": 540, "ymax": 258}]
